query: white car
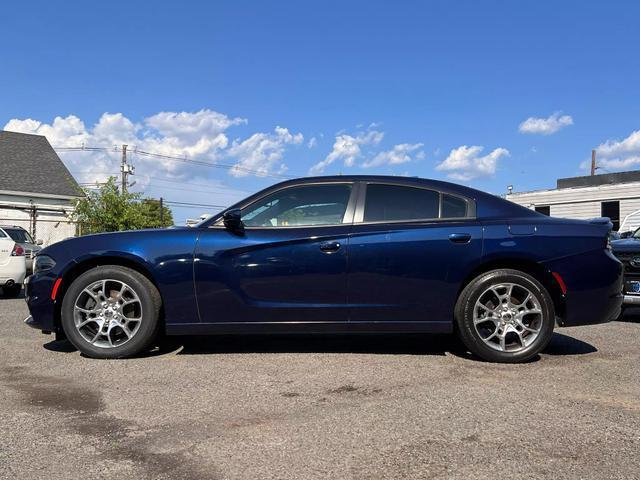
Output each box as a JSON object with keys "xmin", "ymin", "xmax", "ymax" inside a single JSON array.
[{"xmin": 0, "ymin": 233, "xmax": 26, "ymax": 297}]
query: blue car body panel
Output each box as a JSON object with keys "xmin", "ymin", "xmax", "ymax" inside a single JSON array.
[{"xmin": 24, "ymin": 175, "xmax": 623, "ymax": 336}]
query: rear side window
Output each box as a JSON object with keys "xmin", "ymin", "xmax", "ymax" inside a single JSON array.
[
  {"xmin": 364, "ymin": 184, "xmax": 439, "ymax": 222},
  {"xmin": 441, "ymin": 194, "xmax": 468, "ymax": 218},
  {"xmin": 3, "ymin": 228, "xmax": 32, "ymax": 243}
]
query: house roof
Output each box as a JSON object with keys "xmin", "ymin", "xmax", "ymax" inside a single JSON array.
[
  {"xmin": 557, "ymin": 170, "xmax": 640, "ymax": 189},
  {"xmin": 0, "ymin": 130, "xmax": 82, "ymax": 198}
]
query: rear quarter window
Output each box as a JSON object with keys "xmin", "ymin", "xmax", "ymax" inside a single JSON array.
[{"xmin": 441, "ymin": 194, "xmax": 468, "ymax": 218}]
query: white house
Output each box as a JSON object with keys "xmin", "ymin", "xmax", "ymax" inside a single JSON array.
[
  {"xmin": 507, "ymin": 171, "xmax": 640, "ymax": 232},
  {"xmin": 0, "ymin": 130, "xmax": 83, "ymax": 246}
]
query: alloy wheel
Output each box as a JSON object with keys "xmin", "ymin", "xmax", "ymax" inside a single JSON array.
[
  {"xmin": 473, "ymin": 282, "xmax": 543, "ymax": 352},
  {"xmin": 73, "ymin": 279, "xmax": 143, "ymax": 349}
]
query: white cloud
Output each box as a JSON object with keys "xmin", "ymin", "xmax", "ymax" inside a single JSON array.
[
  {"xmin": 518, "ymin": 112, "xmax": 573, "ymax": 135},
  {"xmin": 227, "ymin": 126, "xmax": 303, "ymax": 177},
  {"xmin": 3, "ymin": 110, "xmax": 303, "ymax": 180},
  {"xmin": 307, "ymin": 137, "xmax": 317, "ymax": 148},
  {"xmin": 145, "ymin": 109, "xmax": 246, "ymax": 141},
  {"xmin": 436, "ymin": 145, "xmax": 510, "ymax": 181},
  {"xmin": 579, "ymin": 129, "xmax": 640, "ymax": 172},
  {"xmin": 362, "ymin": 143, "xmax": 424, "ymax": 168},
  {"xmin": 309, "ymin": 128, "xmax": 384, "ymax": 175}
]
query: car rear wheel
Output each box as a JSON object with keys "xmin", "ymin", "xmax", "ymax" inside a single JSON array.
[
  {"xmin": 61, "ymin": 266, "xmax": 161, "ymax": 359},
  {"xmin": 2, "ymin": 285, "xmax": 22, "ymax": 298},
  {"xmin": 455, "ymin": 269, "xmax": 555, "ymax": 363}
]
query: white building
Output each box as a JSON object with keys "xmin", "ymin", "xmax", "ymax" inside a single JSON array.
[
  {"xmin": 507, "ymin": 171, "xmax": 640, "ymax": 232},
  {"xmin": 0, "ymin": 131, "xmax": 83, "ymax": 246}
]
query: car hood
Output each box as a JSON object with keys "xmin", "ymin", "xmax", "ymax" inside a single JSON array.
[
  {"xmin": 611, "ymin": 238, "xmax": 640, "ymax": 253},
  {"xmin": 38, "ymin": 227, "xmax": 194, "ymax": 258}
]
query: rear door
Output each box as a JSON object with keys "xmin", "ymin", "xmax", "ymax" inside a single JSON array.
[{"xmin": 347, "ymin": 182, "xmax": 483, "ymax": 323}]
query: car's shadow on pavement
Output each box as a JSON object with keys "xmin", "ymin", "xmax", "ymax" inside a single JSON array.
[
  {"xmin": 44, "ymin": 330, "xmax": 599, "ymax": 362},
  {"xmin": 618, "ymin": 307, "xmax": 640, "ymax": 323}
]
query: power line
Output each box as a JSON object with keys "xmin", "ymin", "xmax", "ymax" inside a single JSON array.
[
  {"xmin": 55, "ymin": 145, "xmax": 294, "ymax": 180},
  {"xmin": 163, "ymin": 200, "xmax": 226, "ymax": 208},
  {"xmin": 143, "ymin": 183, "xmax": 244, "ymax": 196}
]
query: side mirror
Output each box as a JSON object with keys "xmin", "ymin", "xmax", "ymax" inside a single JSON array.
[
  {"xmin": 223, "ymin": 209, "xmax": 244, "ymax": 231},
  {"xmin": 36, "ymin": 239, "xmax": 44, "ymax": 246}
]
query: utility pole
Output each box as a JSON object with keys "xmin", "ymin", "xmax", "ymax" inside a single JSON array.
[
  {"xmin": 121, "ymin": 144, "xmax": 128, "ymax": 193},
  {"xmin": 160, "ymin": 197, "xmax": 164, "ymax": 225},
  {"xmin": 590, "ymin": 149, "xmax": 597, "ymax": 176},
  {"xmin": 120, "ymin": 144, "xmax": 135, "ymax": 194}
]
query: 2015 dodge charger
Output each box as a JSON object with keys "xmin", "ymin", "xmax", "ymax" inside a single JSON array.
[{"xmin": 24, "ymin": 176, "xmax": 623, "ymax": 362}]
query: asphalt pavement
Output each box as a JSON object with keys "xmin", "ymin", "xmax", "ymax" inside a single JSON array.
[{"xmin": 1, "ymin": 294, "xmax": 639, "ymax": 479}]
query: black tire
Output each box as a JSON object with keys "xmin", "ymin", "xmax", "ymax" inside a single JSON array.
[
  {"xmin": 61, "ymin": 266, "xmax": 161, "ymax": 359},
  {"xmin": 2, "ymin": 285, "xmax": 22, "ymax": 298},
  {"xmin": 455, "ymin": 269, "xmax": 555, "ymax": 363}
]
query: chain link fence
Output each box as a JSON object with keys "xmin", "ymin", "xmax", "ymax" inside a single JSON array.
[{"xmin": 0, "ymin": 203, "xmax": 77, "ymax": 246}]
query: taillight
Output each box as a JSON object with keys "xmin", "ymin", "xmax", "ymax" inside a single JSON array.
[{"xmin": 11, "ymin": 245, "xmax": 25, "ymax": 256}]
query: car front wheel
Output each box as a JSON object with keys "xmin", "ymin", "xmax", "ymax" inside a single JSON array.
[
  {"xmin": 455, "ymin": 269, "xmax": 555, "ymax": 363},
  {"xmin": 61, "ymin": 266, "xmax": 161, "ymax": 359}
]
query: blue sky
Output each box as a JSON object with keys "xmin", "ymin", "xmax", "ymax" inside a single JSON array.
[{"xmin": 2, "ymin": 1, "xmax": 640, "ymax": 224}]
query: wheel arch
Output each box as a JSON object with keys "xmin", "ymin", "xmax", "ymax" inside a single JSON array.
[
  {"xmin": 458, "ymin": 257, "xmax": 566, "ymax": 321},
  {"xmin": 54, "ymin": 255, "xmax": 165, "ymax": 335}
]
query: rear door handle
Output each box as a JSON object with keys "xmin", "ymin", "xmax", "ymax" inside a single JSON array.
[
  {"xmin": 319, "ymin": 241, "xmax": 341, "ymax": 253},
  {"xmin": 449, "ymin": 233, "xmax": 471, "ymax": 244}
]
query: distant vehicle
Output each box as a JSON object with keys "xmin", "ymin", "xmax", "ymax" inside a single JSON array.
[
  {"xmin": 25, "ymin": 176, "xmax": 623, "ymax": 362},
  {"xmin": 611, "ymin": 228, "xmax": 640, "ymax": 307},
  {"xmin": 0, "ymin": 225, "xmax": 42, "ymax": 273},
  {"xmin": 0, "ymin": 230, "xmax": 26, "ymax": 297},
  {"xmin": 619, "ymin": 209, "xmax": 640, "ymax": 234}
]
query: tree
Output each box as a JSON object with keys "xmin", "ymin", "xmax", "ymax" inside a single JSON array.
[
  {"xmin": 72, "ymin": 177, "xmax": 174, "ymax": 234},
  {"xmin": 138, "ymin": 198, "xmax": 174, "ymax": 228}
]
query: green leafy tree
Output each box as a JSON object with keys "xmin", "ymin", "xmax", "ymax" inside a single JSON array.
[
  {"xmin": 72, "ymin": 177, "xmax": 174, "ymax": 234},
  {"xmin": 138, "ymin": 198, "xmax": 174, "ymax": 228}
]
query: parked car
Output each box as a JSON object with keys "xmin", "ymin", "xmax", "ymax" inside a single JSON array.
[
  {"xmin": 611, "ymin": 227, "xmax": 640, "ymax": 307},
  {"xmin": 24, "ymin": 176, "xmax": 623, "ymax": 362},
  {"xmin": 0, "ymin": 230, "xmax": 26, "ymax": 297},
  {"xmin": 0, "ymin": 225, "xmax": 42, "ymax": 273}
]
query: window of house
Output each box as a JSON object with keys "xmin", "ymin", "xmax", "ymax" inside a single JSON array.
[
  {"xmin": 535, "ymin": 205, "xmax": 550, "ymax": 216},
  {"xmin": 601, "ymin": 201, "xmax": 620, "ymax": 231}
]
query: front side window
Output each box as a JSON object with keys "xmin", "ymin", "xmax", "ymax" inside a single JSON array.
[
  {"xmin": 241, "ymin": 184, "xmax": 352, "ymax": 227},
  {"xmin": 364, "ymin": 184, "xmax": 440, "ymax": 222}
]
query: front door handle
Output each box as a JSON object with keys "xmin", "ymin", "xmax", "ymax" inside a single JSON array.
[
  {"xmin": 319, "ymin": 241, "xmax": 341, "ymax": 253},
  {"xmin": 449, "ymin": 233, "xmax": 471, "ymax": 244}
]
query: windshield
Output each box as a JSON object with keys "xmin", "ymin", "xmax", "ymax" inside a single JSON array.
[
  {"xmin": 3, "ymin": 228, "xmax": 34, "ymax": 243},
  {"xmin": 633, "ymin": 228, "xmax": 640, "ymax": 239}
]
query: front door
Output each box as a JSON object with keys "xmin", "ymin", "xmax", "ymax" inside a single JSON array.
[{"xmin": 195, "ymin": 182, "xmax": 355, "ymax": 323}]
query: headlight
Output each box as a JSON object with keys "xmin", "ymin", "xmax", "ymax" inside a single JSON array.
[{"xmin": 33, "ymin": 254, "xmax": 56, "ymax": 275}]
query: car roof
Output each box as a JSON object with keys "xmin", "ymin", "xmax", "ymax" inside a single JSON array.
[
  {"xmin": 199, "ymin": 175, "xmax": 537, "ymax": 226},
  {"xmin": 268, "ymin": 175, "xmax": 496, "ymax": 201}
]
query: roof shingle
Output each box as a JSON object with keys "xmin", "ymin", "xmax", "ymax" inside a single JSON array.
[{"xmin": 0, "ymin": 130, "xmax": 82, "ymax": 197}]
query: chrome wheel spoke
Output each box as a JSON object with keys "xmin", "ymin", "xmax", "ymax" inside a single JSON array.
[
  {"xmin": 473, "ymin": 282, "xmax": 544, "ymax": 353},
  {"xmin": 73, "ymin": 278, "xmax": 143, "ymax": 349}
]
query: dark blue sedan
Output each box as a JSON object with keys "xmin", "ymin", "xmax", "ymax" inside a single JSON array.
[{"xmin": 25, "ymin": 176, "xmax": 623, "ymax": 362}]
